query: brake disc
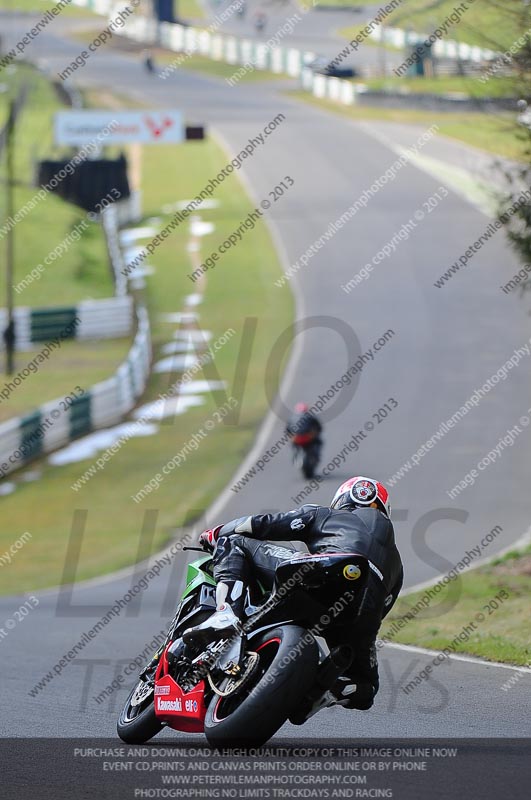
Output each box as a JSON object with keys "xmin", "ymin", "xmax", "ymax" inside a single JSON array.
[
  {"xmin": 130, "ymin": 680, "xmax": 154, "ymax": 707},
  {"xmin": 207, "ymin": 652, "xmax": 260, "ymax": 697}
]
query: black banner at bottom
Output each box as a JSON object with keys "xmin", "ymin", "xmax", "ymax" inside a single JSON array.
[{"xmin": 2, "ymin": 739, "xmax": 530, "ymax": 800}]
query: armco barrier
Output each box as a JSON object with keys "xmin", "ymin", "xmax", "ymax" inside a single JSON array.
[
  {"xmin": 70, "ymin": 0, "xmax": 500, "ymax": 108},
  {"xmin": 102, "ymin": 204, "xmax": 128, "ymax": 297},
  {"xmin": 369, "ymin": 25, "xmax": 496, "ymax": 64},
  {"xmin": 115, "ymin": 15, "xmax": 500, "ymax": 111},
  {"xmin": 0, "ymin": 296, "xmax": 133, "ymax": 352},
  {"xmin": 0, "ymin": 304, "xmax": 151, "ymax": 479},
  {"xmin": 121, "ymin": 15, "xmax": 316, "ymax": 80},
  {"xmin": 299, "ymin": 70, "xmax": 512, "ymax": 112}
]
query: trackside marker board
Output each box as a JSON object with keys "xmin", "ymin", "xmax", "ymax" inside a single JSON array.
[{"xmin": 54, "ymin": 110, "xmax": 185, "ymax": 145}]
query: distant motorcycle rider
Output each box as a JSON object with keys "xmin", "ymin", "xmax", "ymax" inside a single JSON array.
[
  {"xmin": 184, "ymin": 477, "xmax": 403, "ymax": 712},
  {"xmin": 253, "ymin": 10, "xmax": 267, "ymax": 33},
  {"xmin": 286, "ymin": 402, "xmax": 322, "ymax": 445},
  {"xmin": 143, "ymin": 50, "xmax": 156, "ymax": 74},
  {"xmin": 286, "ymin": 403, "xmax": 322, "ymax": 475}
]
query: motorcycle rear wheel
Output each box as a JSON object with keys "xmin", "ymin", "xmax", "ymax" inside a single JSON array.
[
  {"xmin": 302, "ymin": 447, "xmax": 319, "ymax": 479},
  {"xmin": 204, "ymin": 625, "xmax": 319, "ymax": 748}
]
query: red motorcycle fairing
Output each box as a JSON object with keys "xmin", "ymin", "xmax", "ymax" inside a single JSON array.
[
  {"xmin": 292, "ymin": 432, "xmax": 316, "ymax": 446},
  {"xmin": 153, "ymin": 645, "xmax": 207, "ymax": 733}
]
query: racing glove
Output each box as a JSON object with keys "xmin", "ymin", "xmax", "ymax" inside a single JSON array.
[{"xmin": 199, "ymin": 525, "xmax": 223, "ymax": 551}]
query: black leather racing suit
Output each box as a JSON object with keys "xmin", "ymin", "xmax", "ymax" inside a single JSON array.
[
  {"xmin": 286, "ymin": 411, "xmax": 322, "ymax": 440},
  {"xmin": 286, "ymin": 412, "xmax": 322, "ymax": 470},
  {"xmin": 212, "ymin": 504, "xmax": 403, "ymax": 709}
]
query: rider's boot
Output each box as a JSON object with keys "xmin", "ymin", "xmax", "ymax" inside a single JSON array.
[
  {"xmin": 330, "ymin": 677, "xmax": 375, "ymax": 710},
  {"xmin": 183, "ymin": 580, "xmax": 245, "ymax": 646},
  {"xmin": 290, "ymin": 678, "xmax": 359, "ymax": 724},
  {"xmin": 329, "ymin": 676, "xmax": 359, "ymax": 707}
]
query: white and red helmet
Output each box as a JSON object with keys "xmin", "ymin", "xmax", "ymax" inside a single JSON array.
[{"xmin": 331, "ymin": 476, "xmax": 391, "ymax": 518}]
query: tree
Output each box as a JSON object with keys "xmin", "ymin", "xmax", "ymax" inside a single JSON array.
[{"xmin": 476, "ymin": 1, "xmax": 531, "ymax": 266}]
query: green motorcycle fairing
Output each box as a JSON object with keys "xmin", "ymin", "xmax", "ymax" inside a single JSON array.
[
  {"xmin": 180, "ymin": 554, "xmax": 269, "ymax": 602},
  {"xmin": 182, "ymin": 555, "xmax": 216, "ymax": 599}
]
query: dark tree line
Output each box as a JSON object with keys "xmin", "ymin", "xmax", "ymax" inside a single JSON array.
[{"xmin": 479, "ymin": 1, "xmax": 531, "ymax": 264}]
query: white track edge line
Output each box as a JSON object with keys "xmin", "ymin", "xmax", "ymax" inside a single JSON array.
[{"xmin": 381, "ymin": 641, "xmax": 531, "ymax": 674}]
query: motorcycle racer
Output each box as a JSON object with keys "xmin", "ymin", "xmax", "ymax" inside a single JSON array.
[
  {"xmin": 286, "ymin": 402, "xmax": 322, "ymax": 448},
  {"xmin": 286, "ymin": 403, "xmax": 323, "ymax": 478},
  {"xmin": 183, "ymin": 476, "xmax": 403, "ymax": 713}
]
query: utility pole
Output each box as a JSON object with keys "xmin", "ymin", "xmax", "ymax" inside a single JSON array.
[
  {"xmin": 2, "ymin": 85, "xmax": 27, "ymax": 375},
  {"xmin": 4, "ymin": 97, "xmax": 16, "ymax": 375},
  {"xmin": 379, "ymin": 24, "xmax": 387, "ymax": 78}
]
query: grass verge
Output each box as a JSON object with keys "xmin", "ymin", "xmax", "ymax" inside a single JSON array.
[
  {"xmin": 382, "ymin": 545, "xmax": 531, "ymax": 665},
  {"xmin": 287, "ymin": 90, "xmax": 528, "ymax": 162},
  {"xmin": 156, "ymin": 51, "xmax": 290, "ymax": 83},
  {"xmin": 378, "ymin": 0, "xmax": 524, "ymax": 52},
  {"xmin": 0, "ymin": 340, "xmax": 132, "ymax": 424},
  {"xmin": 0, "ymin": 97, "xmax": 293, "ymax": 595},
  {"xmin": 0, "ymin": 65, "xmax": 112, "ymax": 306},
  {"xmin": 174, "ymin": 0, "xmax": 205, "ymax": 21},
  {"xmin": 299, "ymin": 0, "xmax": 363, "ymax": 8},
  {"xmin": 336, "ymin": 0, "xmax": 524, "ymax": 52},
  {"xmin": 356, "ymin": 75, "xmax": 518, "ymax": 99},
  {"xmin": 0, "ymin": 0, "xmax": 94, "ymax": 16}
]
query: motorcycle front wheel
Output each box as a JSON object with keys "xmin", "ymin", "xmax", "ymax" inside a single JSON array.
[{"xmin": 117, "ymin": 679, "xmax": 162, "ymax": 744}]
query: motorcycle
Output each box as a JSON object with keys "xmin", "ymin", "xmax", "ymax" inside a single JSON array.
[
  {"xmin": 254, "ymin": 12, "xmax": 267, "ymax": 33},
  {"xmin": 143, "ymin": 51, "xmax": 155, "ymax": 75},
  {"xmin": 117, "ymin": 545, "xmax": 369, "ymax": 747},
  {"xmin": 291, "ymin": 433, "xmax": 321, "ymax": 479}
]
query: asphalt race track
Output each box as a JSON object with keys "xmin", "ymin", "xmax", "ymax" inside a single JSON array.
[{"xmin": 1, "ymin": 4, "xmax": 530, "ymax": 775}]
